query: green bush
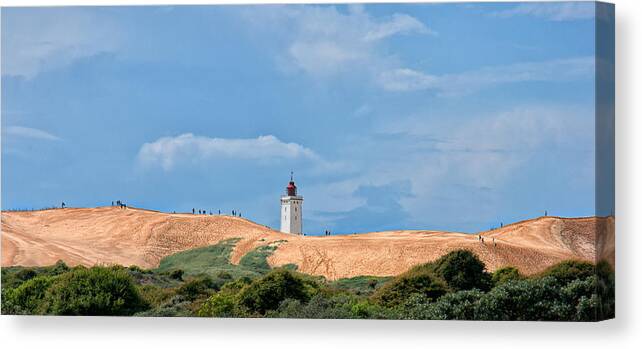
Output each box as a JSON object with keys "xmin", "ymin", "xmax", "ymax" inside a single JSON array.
[
  {"xmin": 198, "ymin": 292, "xmax": 239, "ymax": 317},
  {"xmin": 371, "ymin": 268, "xmax": 447, "ymax": 307},
  {"xmin": 594, "ymin": 261, "xmax": 615, "ymax": 320},
  {"xmin": 169, "ymin": 269, "xmax": 184, "ymax": 281},
  {"xmin": 47, "ymin": 260, "xmax": 71, "ymax": 276},
  {"xmin": 330, "ymin": 276, "xmax": 391, "ymax": 296},
  {"xmin": 433, "ymin": 250, "xmax": 492, "ymax": 291},
  {"xmin": 270, "ymin": 293, "xmax": 350, "ymax": 319},
  {"xmin": 1, "ymin": 267, "xmax": 38, "ymax": 290},
  {"xmin": 492, "ymin": 267, "xmax": 523, "ymax": 286},
  {"xmin": 137, "ymin": 284, "xmax": 175, "ymax": 308},
  {"xmin": 237, "ymin": 269, "xmax": 312, "ymax": 315},
  {"xmin": 539, "ymin": 260, "xmax": 595, "ymax": 285},
  {"xmin": 41, "ymin": 266, "xmax": 148, "ymax": 315},
  {"xmin": 1, "ymin": 275, "xmax": 54, "ymax": 314},
  {"xmin": 400, "ymin": 290, "xmax": 483, "ymax": 320},
  {"xmin": 176, "ymin": 276, "xmax": 217, "ymax": 301},
  {"xmin": 475, "ymin": 277, "xmax": 571, "ymax": 321}
]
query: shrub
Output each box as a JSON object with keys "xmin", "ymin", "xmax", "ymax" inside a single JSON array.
[
  {"xmin": 176, "ymin": 276, "xmax": 217, "ymax": 301},
  {"xmin": 1, "ymin": 275, "xmax": 54, "ymax": 314},
  {"xmin": 47, "ymin": 260, "xmax": 70, "ymax": 276},
  {"xmin": 136, "ymin": 295, "xmax": 193, "ymax": 317},
  {"xmin": 169, "ymin": 269, "xmax": 184, "ymax": 281},
  {"xmin": 400, "ymin": 290, "xmax": 483, "ymax": 320},
  {"xmin": 595, "ymin": 261, "xmax": 615, "ymax": 320},
  {"xmin": 1, "ymin": 267, "xmax": 38, "ymax": 289},
  {"xmin": 492, "ymin": 267, "xmax": 523, "ymax": 286},
  {"xmin": 475, "ymin": 277, "xmax": 571, "ymax": 321},
  {"xmin": 539, "ymin": 260, "xmax": 595, "ymax": 285},
  {"xmin": 433, "ymin": 250, "xmax": 492, "ymax": 291},
  {"xmin": 220, "ymin": 277, "xmax": 252, "ymax": 295},
  {"xmin": 137, "ymin": 284, "xmax": 175, "ymax": 308},
  {"xmin": 269, "ymin": 293, "xmax": 354, "ymax": 319},
  {"xmin": 41, "ymin": 266, "xmax": 148, "ymax": 315},
  {"xmin": 128, "ymin": 265, "xmax": 144, "ymax": 273},
  {"xmin": 198, "ymin": 292, "xmax": 238, "ymax": 317},
  {"xmin": 237, "ymin": 269, "xmax": 312, "ymax": 315},
  {"xmin": 371, "ymin": 268, "xmax": 448, "ymax": 307}
]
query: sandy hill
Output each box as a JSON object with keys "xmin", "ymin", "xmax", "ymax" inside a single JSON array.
[{"xmin": 1, "ymin": 207, "xmax": 614, "ymax": 279}]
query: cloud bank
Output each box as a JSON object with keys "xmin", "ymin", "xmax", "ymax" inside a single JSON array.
[
  {"xmin": 4, "ymin": 126, "xmax": 61, "ymax": 141},
  {"xmin": 243, "ymin": 5, "xmax": 434, "ymax": 78},
  {"xmin": 377, "ymin": 57, "xmax": 595, "ymax": 95},
  {"xmin": 1, "ymin": 8, "xmax": 122, "ymax": 79},
  {"xmin": 138, "ymin": 133, "xmax": 319, "ymax": 171}
]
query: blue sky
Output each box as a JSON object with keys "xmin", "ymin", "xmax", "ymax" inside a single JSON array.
[{"xmin": 1, "ymin": 2, "xmax": 611, "ymax": 234}]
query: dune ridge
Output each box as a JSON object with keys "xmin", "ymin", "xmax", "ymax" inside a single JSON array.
[{"xmin": 1, "ymin": 207, "xmax": 614, "ymax": 279}]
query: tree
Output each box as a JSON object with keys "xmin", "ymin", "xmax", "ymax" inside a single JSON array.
[
  {"xmin": 1, "ymin": 275, "xmax": 54, "ymax": 315},
  {"xmin": 371, "ymin": 268, "xmax": 448, "ymax": 307},
  {"xmin": 432, "ymin": 250, "xmax": 492, "ymax": 291},
  {"xmin": 492, "ymin": 267, "xmax": 523, "ymax": 286},
  {"xmin": 237, "ymin": 269, "xmax": 311, "ymax": 315},
  {"xmin": 42, "ymin": 266, "xmax": 148, "ymax": 315}
]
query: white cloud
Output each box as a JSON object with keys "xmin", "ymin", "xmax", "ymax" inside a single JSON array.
[
  {"xmin": 377, "ymin": 68, "xmax": 439, "ymax": 92},
  {"xmin": 434, "ymin": 106, "xmax": 593, "ymax": 187},
  {"xmin": 2, "ymin": 8, "xmax": 122, "ymax": 79},
  {"xmin": 377, "ymin": 57, "xmax": 594, "ymax": 95},
  {"xmin": 243, "ymin": 5, "xmax": 433, "ymax": 78},
  {"xmin": 4, "ymin": 126, "xmax": 61, "ymax": 141},
  {"xmin": 137, "ymin": 133, "xmax": 320, "ymax": 171},
  {"xmin": 325, "ymin": 104, "xmax": 596, "ymax": 229},
  {"xmin": 492, "ymin": 2, "xmax": 595, "ymax": 21},
  {"xmin": 363, "ymin": 13, "xmax": 435, "ymax": 42}
]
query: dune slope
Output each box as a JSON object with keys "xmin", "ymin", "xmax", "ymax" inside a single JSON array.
[{"xmin": 1, "ymin": 207, "xmax": 613, "ymax": 279}]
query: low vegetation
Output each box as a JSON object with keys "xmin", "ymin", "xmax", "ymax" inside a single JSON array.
[{"xmin": 1, "ymin": 241, "xmax": 615, "ymax": 320}]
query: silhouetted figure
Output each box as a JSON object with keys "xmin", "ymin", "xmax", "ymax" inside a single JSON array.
[
  {"xmin": 218, "ymin": 210, "xmax": 221, "ymax": 215},
  {"xmin": 239, "ymin": 212, "xmax": 242, "ymax": 217},
  {"xmin": 493, "ymin": 237, "xmax": 496, "ymax": 247},
  {"xmin": 61, "ymin": 202, "xmax": 66, "ymax": 209},
  {"xmin": 545, "ymin": 210, "xmax": 548, "ymax": 216},
  {"xmin": 192, "ymin": 208, "xmax": 195, "ymax": 214},
  {"xmin": 481, "ymin": 237, "xmax": 484, "ymax": 244},
  {"xmin": 232, "ymin": 210, "xmax": 235, "ymax": 216},
  {"xmin": 500, "ymin": 222, "xmax": 503, "ymax": 228},
  {"xmin": 112, "ymin": 201, "xmax": 114, "ymax": 206}
]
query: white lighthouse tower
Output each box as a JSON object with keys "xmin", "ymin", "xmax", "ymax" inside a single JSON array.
[{"xmin": 280, "ymin": 172, "xmax": 303, "ymax": 235}]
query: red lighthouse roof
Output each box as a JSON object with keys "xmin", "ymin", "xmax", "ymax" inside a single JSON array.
[{"xmin": 286, "ymin": 172, "xmax": 297, "ymax": 196}]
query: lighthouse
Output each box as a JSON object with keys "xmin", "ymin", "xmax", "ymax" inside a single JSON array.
[{"xmin": 280, "ymin": 172, "xmax": 303, "ymax": 235}]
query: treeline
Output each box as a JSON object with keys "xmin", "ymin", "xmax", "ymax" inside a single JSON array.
[{"xmin": 1, "ymin": 250, "xmax": 614, "ymax": 321}]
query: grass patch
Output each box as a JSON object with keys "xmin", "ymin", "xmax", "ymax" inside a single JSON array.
[
  {"xmin": 155, "ymin": 238, "xmax": 286, "ymax": 280},
  {"xmin": 239, "ymin": 245, "xmax": 278, "ymax": 271},
  {"xmin": 156, "ymin": 238, "xmax": 243, "ymax": 277}
]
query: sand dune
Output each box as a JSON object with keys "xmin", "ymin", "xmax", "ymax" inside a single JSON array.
[{"xmin": 1, "ymin": 207, "xmax": 614, "ymax": 279}]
